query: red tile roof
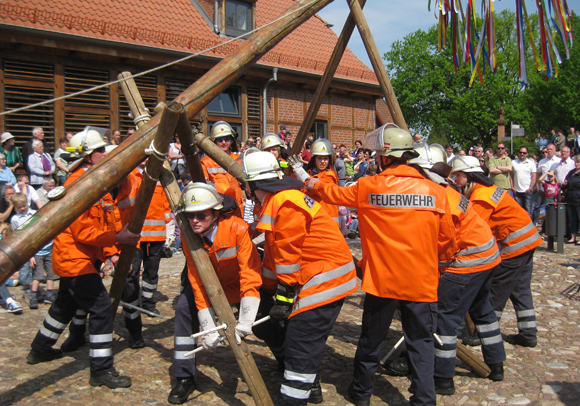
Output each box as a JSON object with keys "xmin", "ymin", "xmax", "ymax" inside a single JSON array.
[{"xmin": 0, "ymin": 0, "xmax": 378, "ymax": 85}]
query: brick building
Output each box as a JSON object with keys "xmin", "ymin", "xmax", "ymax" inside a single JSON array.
[{"xmin": 0, "ymin": 0, "xmax": 391, "ymax": 151}]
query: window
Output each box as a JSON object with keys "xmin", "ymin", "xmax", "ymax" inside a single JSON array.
[
  {"xmin": 225, "ymin": 0, "xmax": 253, "ymax": 37},
  {"xmin": 311, "ymin": 120, "xmax": 328, "ymax": 140},
  {"xmin": 207, "ymin": 87, "xmax": 241, "ymax": 117}
]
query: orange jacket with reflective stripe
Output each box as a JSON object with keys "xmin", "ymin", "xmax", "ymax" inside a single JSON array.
[
  {"xmin": 184, "ymin": 214, "xmax": 263, "ymax": 310},
  {"xmin": 256, "ymin": 189, "xmax": 357, "ymax": 318},
  {"xmin": 314, "ymin": 164, "xmax": 456, "ymax": 302},
  {"xmin": 444, "ymin": 187, "xmax": 501, "ymax": 274},
  {"xmin": 469, "ymin": 184, "xmax": 542, "ymax": 259},
  {"xmin": 201, "ymin": 152, "xmax": 244, "ymax": 217},
  {"xmin": 53, "ymin": 167, "xmax": 117, "ymax": 277},
  {"xmin": 133, "ymin": 170, "xmax": 171, "ymax": 242},
  {"xmin": 305, "ymin": 168, "xmax": 339, "ymax": 224}
]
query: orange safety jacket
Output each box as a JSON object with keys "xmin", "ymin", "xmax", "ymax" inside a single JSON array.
[
  {"xmin": 201, "ymin": 153, "xmax": 244, "ymax": 217},
  {"xmin": 314, "ymin": 164, "xmax": 456, "ymax": 303},
  {"xmin": 256, "ymin": 189, "xmax": 357, "ymax": 318},
  {"xmin": 469, "ymin": 184, "xmax": 542, "ymax": 260},
  {"xmin": 53, "ymin": 166, "xmax": 117, "ymax": 277},
  {"xmin": 443, "ymin": 187, "xmax": 501, "ymax": 274},
  {"xmin": 305, "ymin": 168, "xmax": 340, "ymax": 224},
  {"xmin": 133, "ymin": 169, "xmax": 172, "ymax": 243},
  {"xmin": 184, "ymin": 214, "xmax": 263, "ymax": 311}
]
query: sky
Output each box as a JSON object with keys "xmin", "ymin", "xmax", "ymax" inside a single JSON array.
[{"xmin": 316, "ymin": 0, "xmax": 579, "ymax": 69}]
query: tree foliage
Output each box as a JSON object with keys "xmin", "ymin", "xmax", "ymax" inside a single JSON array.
[{"xmin": 384, "ymin": 10, "xmax": 579, "ymax": 152}]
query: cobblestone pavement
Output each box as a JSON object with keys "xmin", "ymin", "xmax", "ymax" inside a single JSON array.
[{"xmin": 1, "ymin": 239, "xmax": 579, "ymax": 405}]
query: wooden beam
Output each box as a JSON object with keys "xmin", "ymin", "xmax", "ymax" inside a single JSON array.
[{"xmin": 346, "ymin": 0, "xmax": 408, "ymax": 130}]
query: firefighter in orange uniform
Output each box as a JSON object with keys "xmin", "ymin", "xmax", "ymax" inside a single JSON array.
[
  {"xmin": 27, "ymin": 127, "xmax": 140, "ymax": 389},
  {"xmin": 168, "ymin": 183, "xmax": 284, "ymax": 404},
  {"xmin": 451, "ymin": 155, "xmax": 542, "ymax": 348},
  {"xmin": 242, "ymin": 148, "xmax": 357, "ymax": 406},
  {"xmin": 407, "ymin": 143, "xmax": 505, "ymax": 395},
  {"xmin": 289, "ymin": 138, "xmax": 339, "ymax": 225},
  {"xmin": 306, "ymin": 126, "xmax": 456, "ymax": 406},
  {"xmin": 262, "ymin": 133, "xmax": 288, "ymax": 168},
  {"xmin": 200, "ymin": 121, "xmax": 244, "ymax": 218}
]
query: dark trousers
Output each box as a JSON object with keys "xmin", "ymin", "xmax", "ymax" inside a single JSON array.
[
  {"xmin": 134, "ymin": 241, "xmax": 164, "ymax": 307},
  {"xmin": 490, "ymin": 249, "xmax": 537, "ymax": 339},
  {"xmin": 435, "ymin": 268, "xmax": 505, "ymax": 378},
  {"xmin": 351, "ymin": 295, "xmax": 437, "ymax": 406},
  {"xmin": 31, "ymin": 273, "xmax": 115, "ymax": 376},
  {"xmin": 280, "ymin": 299, "xmax": 343, "ymax": 406},
  {"xmin": 173, "ymin": 278, "xmax": 199, "ymax": 379},
  {"xmin": 252, "ymin": 290, "xmax": 286, "ymax": 362}
]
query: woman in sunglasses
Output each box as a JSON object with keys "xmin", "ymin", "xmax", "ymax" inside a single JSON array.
[
  {"xmin": 200, "ymin": 121, "xmax": 244, "ymax": 218},
  {"xmin": 168, "ymin": 182, "xmax": 285, "ymax": 405}
]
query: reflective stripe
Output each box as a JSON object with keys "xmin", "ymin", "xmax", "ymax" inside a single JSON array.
[
  {"xmin": 216, "ymin": 246, "xmax": 239, "ymax": 260},
  {"xmin": 280, "ymin": 385, "xmax": 311, "ymax": 399},
  {"xmin": 481, "ymin": 334, "xmax": 503, "ymax": 345},
  {"xmin": 142, "ymin": 281, "xmax": 157, "ymax": 289},
  {"xmin": 434, "ymin": 348, "xmax": 456, "ymax": 358},
  {"xmin": 275, "ymin": 263, "xmax": 301, "ymax": 274},
  {"xmin": 141, "ymin": 230, "xmax": 167, "ymax": 237},
  {"xmin": 284, "ymin": 370, "xmax": 317, "ymax": 383},
  {"xmin": 276, "ymin": 295, "xmax": 294, "ymax": 304},
  {"xmin": 165, "ymin": 213, "xmax": 172, "ymax": 219},
  {"xmin": 476, "ymin": 321, "xmax": 500, "ymax": 333},
  {"xmin": 259, "ymin": 214, "xmax": 274, "ymax": 225},
  {"xmin": 123, "ymin": 311, "xmax": 140, "ymax": 320},
  {"xmin": 207, "ymin": 167, "xmax": 226, "ymax": 173},
  {"xmin": 518, "ymin": 321, "xmax": 537, "ymax": 329},
  {"xmin": 500, "ymin": 233, "xmax": 540, "ymax": 255},
  {"xmin": 499, "ymin": 222, "xmax": 536, "ymax": 245},
  {"xmin": 174, "ymin": 350, "xmax": 195, "ymax": 360},
  {"xmin": 90, "ymin": 348, "xmax": 112, "ymax": 358},
  {"xmin": 302, "ymin": 261, "xmax": 354, "ymax": 291},
  {"xmin": 142, "ymin": 291, "xmax": 154, "ymax": 298},
  {"xmin": 293, "ymin": 277, "xmax": 357, "ymax": 313},
  {"xmin": 517, "ymin": 309, "xmax": 535, "ymax": 318},
  {"xmin": 495, "ymin": 310, "xmax": 503, "ymax": 319},
  {"xmin": 90, "ymin": 333, "xmax": 113, "ymax": 343},
  {"xmin": 262, "ymin": 267, "xmax": 276, "ymax": 280},
  {"xmin": 437, "ymin": 335, "xmax": 457, "ymax": 345},
  {"xmin": 126, "ymin": 299, "xmax": 140, "ymax": 306},
  {"xmin": 117, "ymin": 197, "xmax": 136, "ymax": 209},
  {"xmin": 72, "ymin": 317, "xmax": 87, "ymax": 325},
  {"xmin": 102, "ymin": 204, "xmax": 114, "ymax": 211},
  {"xmin": 46, "ymin": 314, "xmax": 66, "ymax": 330},
  {"xmin": 40, "ymin": 325, "xmax": 61, "ymax": 340},
  {"xmin": 144, "ymin": 220, "xmax": 167, "ymax": 226},
  {"xmin": 175, "ymin": 336, "xmax": 196, "ymax": 346},
  {"xmin": 455, "ymin": 237, "xmax": 497, "ymax": 257},
  {"xmin": 438, "ymin": 261, "xmax": 451, "ymax": 267},
  {"xmin": 450, "ymin": 249, "xmax": 500, "ymax": 268}
]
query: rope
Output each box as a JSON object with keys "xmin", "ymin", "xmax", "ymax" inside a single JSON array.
[
  {"xmin": 0, "ymin": 2, "xmax": 312, "ymax": 118},
  {"xmin": 144, "ymin": 140, "xmax": 168, "ymax": 162}
]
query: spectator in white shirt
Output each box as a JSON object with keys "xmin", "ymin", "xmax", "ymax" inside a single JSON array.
[
  {"xmin": 511, "ymin": 146, "xmax": 537, "ymax": 218},
  {"xmin": 553, "ymin": 146, "xmax": 576, "ymax": 185},
  {"xmin": 14, "ymin": 174, "xmax": 42, "ymax": 210}
]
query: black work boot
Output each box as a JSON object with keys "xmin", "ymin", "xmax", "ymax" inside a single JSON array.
[
  {"xmin": 383, "ymin": 351, "xmax": 411, "ymax": 376},
  {"xmin": 89, "ymin": 371, "xmax": 132, "ymax": 389},
  {"xmin": 487, "ymin": 362, "xmax": 504, "ymax": 381},
  {"xmin": 308, "ymin": 380, "xmax": 323, "ymax": 404},
  {"xmin": 61, "ymin": 334, "xmax": 87, "ymax": 352},
  {"xmin": 462, "ymin": 333, "xmax": 482, "ymax": 346},
  {"xmin": 168, "ymin": 377, "xmax": 196, "ymax": 404},
  {"xmin": 434, "ymin": 377, "xmax": 455, "ymax": 395},
  {"xmin": 505, "ymin": 334, "xmax": 537, "ymax": 348},
  {"xmin": 347, "ymin": 383, "xmax": 370, "ymax": 406},
  {"xmin": 129, "ymin": 332, "xmax": 145, "ymax": 349},
  {"xmin": 27, "ymin": 348, "xmax": 63, "ymax": 364}
]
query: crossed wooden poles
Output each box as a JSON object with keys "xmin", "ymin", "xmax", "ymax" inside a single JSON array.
[{"xmin": 0, "ymin": 0, "xmax": 489, "ymax": 404}]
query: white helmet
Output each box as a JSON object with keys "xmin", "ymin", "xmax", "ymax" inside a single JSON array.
[
  {"xmin": 409, "ymin": 143, "xmax": 447, "ymax": 169},
  {"xmin": 105, "ymin": 145, "xmax": 118, "ymax": 154},
  {"xmin": 262, "ymin": 133, "xmax": 284, "ymax": 150},
  {"xmin": 241, "ymin": 148, "xmax": 283, "ymax": 182},
  {"xmin": 450, "ymin": 155, "xmax": 483, "ymax": 173},
  {"xmin": 364, "ymin": 124, "xmax": 417, "ymax": 158},
  {"xmin": 66, "ymin": 126, "xmax": 107, "ymax": 158},
  {"xmin": 210, "ymin": 121, "xmax": 235, "ymax": 140},
  {"xmin": 179, "ymin": 182, "xmax": 224, "ymax": 212},
  {"xmin": 311, "ymin": 138, "xmax": 334, "ymax": 156}
]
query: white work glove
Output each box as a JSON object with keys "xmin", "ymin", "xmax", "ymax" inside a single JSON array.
[
  {"xmin": 287, "ymin": 155, "xmax": 310, "ymax": 182},
  {"xmin": 197, "ymin": 307, "xmax": 224, "ymax": 350},
  {"xmin": 235, "ymin": 296, "xmax": 261, "ymax": 345}
]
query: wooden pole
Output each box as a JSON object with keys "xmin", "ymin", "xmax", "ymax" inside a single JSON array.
[
  {"xmin": 346, "ymin": 0, "xmax": 408, "ymax": 130},
  {"xmin": 108, "ymin": 101, "xmax": 182, "ymax": 317},
  {"xmin": 0, "ymin": 0, "xmax": 334, "ymax": 284},
  {"xmin": 288, "ymin": 0, "xmax": 367, "ymax": 165},
  {"xmin": 193, "ymin": 132, "xmax": 245, "ymax": 182},
  {"xmin": 174, "ymin": 114, "xmax": 206, "ymax": 183},
  {"xmin": 158, "ymin": 163, "xmax": 274, "ymax": 406}
]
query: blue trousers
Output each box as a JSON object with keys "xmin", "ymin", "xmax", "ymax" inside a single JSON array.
[
  {"xmin": 351, "ymin": 295, "xmax": 437, "ymax": 406},
  {"xmin": 435, "ymin": 268, "xmax": 506, "ymax": 378}
]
